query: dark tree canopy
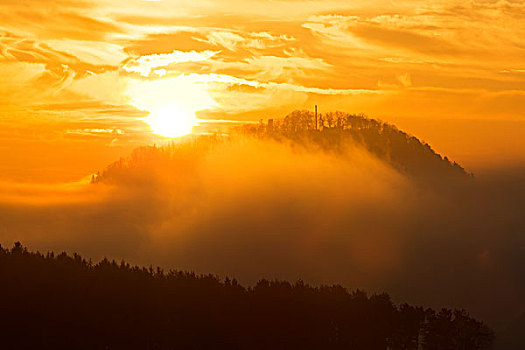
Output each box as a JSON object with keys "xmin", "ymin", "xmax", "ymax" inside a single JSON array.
[
  {"xmin": 241, "ymin": 110, "xmax": 470, "ymax": 180},
  {"xmin": 0, "ymin": 243, "xmax": 493, "ymax": 349}
]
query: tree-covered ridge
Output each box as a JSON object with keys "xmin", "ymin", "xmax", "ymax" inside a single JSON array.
[
  {"xmin": 92, "ymin": 111, "xmax": 469, "ymax": 184},
  {"xmin": 241, "ymin": 110, "xmax": 469, "ymax": 179},
  {"xmin": 0, "ymin": 243, "xmax": 493, "ymax": 349}
]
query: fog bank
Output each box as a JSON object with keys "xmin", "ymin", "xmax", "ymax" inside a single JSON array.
[{"xmin": 0, "ymin": 136, "xmax": 524, "ymax": 337}]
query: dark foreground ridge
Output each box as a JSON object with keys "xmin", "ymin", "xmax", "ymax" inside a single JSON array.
[{"xmin": 0, "ymin": 243, "xmax": 493, "ymax": 349}]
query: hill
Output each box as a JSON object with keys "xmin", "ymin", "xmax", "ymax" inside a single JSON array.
[
  {"xmin": 0, "ymin": 243, "xmax": 493, "ymax": 349},
  {"xmin": 93, "ymin": 111, "xmax": 469, "ymax": 185},
  {"xmin": 240, "ymin": 110, "xmax": 469, "ymax": 179}
]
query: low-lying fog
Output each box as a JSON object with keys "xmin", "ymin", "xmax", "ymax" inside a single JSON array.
[{"xmin": 1, "ymin": 136, "xmax": 524, "ymax": 335}]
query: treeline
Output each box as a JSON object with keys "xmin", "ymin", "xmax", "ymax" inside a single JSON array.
[
  {"xmin": 0, "ymin": 243, "xmax": 493, "ymax": 349},
  {"xmin": 241, "ymin": 110, "xmax": 469, "ymax": 179}
]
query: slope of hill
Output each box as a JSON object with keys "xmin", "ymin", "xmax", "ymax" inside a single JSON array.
[
  {"xmin": 0, "ymin": 243, "xmax": 493, "ymax": 349},
  {"xmin": 240, "ymin": 110, "xmax": 469, "ymax": 179}
]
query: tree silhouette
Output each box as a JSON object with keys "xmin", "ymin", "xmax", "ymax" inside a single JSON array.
[
  {"xmin": 239, "ymin": 110, "xmax": 471, "ymax": 180},
  {"xmin": 0, "ymin": 243, "xmax": 493, "ymax": 349}
]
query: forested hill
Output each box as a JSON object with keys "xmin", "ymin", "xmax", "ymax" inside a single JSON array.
[
  {"xmin": 240, "ymin": 110, "xmax": 469, "ymax": 179},
  {"xmin": 93, "ymin": 110, "xmax": 469, "ymax": 185},
  {"xmin": 0, "ymin": 243, "xmax": 494, "ymax": 349}
]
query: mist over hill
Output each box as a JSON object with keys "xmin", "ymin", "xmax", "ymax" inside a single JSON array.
[
  {"xmin": 1, "ymin": 111, "xmax": 524, "ymax": 348},
  {"xmin": 94, "ymin": 111, "xmax": 469, "ymax": 184}
]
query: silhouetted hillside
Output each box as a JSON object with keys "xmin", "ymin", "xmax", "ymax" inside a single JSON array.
[
  {"xmin": 0, "ymin": 243, "xmax": 493, "ymax": 349},
  {"xmin": 93, "ymin": 111, "xmax": 469, "ymax": 185},
  {"xmin": 241, "ymin": 110, "xmax": 469, "ymax": 179}
]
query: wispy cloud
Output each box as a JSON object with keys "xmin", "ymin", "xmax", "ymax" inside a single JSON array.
[{"xmin": 123, "ymin": 50, "xmax": 219, "ymax": 77}]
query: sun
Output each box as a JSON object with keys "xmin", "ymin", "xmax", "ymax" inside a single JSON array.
[
  {"xmin": 125, "ymin": 74, "xmax": 217, "ymax": 138},
  {"xmin": 146, "ymin": 103, "xmax": 198, "ymax": 138}
]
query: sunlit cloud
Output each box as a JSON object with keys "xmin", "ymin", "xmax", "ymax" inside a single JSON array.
[
  {"xmin": 66, "ymin": 128, "xmax": 124, "ymax": 136},
  {"xmin": 123, "ymin": 49, "xmax": 219, "ymax": 77},
  {"xmin": 197, "ymin": 30, "xmax": 295, "ymax": 51},
  {"xmin": 126, "ymin": 74, "xmax": 217, "ymax": 112}
]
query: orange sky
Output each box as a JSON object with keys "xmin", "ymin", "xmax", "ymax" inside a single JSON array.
[{"xmin": 1, "ymin": 0, "xmax": 525, "ymax": 181}]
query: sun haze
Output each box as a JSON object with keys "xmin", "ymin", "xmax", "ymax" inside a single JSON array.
[{"xmin": 2, "ymin": 1, "xmax": 525, "ymax": 348}]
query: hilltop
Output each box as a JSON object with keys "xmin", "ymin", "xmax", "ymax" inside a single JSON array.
[{"xmin": 240, "ymin": 110, "xmax": 469, "ymax": 179}]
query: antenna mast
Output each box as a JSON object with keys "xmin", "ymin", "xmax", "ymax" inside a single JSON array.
[{"xmin": 315, "ymin": 105, "xmax": 318, "ymax": 130}]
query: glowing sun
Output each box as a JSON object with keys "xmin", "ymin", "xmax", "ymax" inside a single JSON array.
[
  {"xmin": 146, "ymin": 103, "xmax": 198, "ymax": 138},
  {"xmin": 126, "ymin": 74, "xmax": 217, "ymax": 138}
]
